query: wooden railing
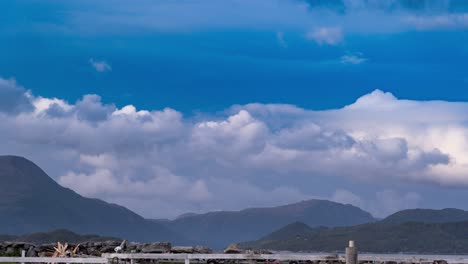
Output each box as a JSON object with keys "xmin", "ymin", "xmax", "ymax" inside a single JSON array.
[
  {"xmin": 1, "ymin": 241, "xmax": 468, "ymax": 264},
  {"xmin": 0, "ymin": 253, "xmax": 467, "ymax": 264}
]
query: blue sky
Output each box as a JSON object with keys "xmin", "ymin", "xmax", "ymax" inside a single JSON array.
[
  {"xmin": 3, "ymin": 0, "xmax": 468, "ymax": 112},
  {"xmin": 2, "ymin": 0, "xmax": 468, "ymax": 218}
]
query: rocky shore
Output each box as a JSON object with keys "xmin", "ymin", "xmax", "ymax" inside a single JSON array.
[{"xmin": 0, "ymin": 241, "xmax": 212, "ymax": 257}]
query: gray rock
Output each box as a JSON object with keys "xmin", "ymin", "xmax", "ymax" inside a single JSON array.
[
  {"xmin": 104, "ymin": 241, "xmax": 121, "ymax": 247},
  {"xmin": 87, "ymin": 248, "xmax": 102, "ymax": 256},
  {"xmin": 127, "ymin": 243, "xmax": 137, "ymax": 251},
  {"xmin": 141, "ymin": 242, "xmax": 171, "ymax": 253},
  {"xmin": 26, "ymin": 246, "xmax": 37, "ymax": 257},
  {"xmin": 93, "ymin": 242, "xmax": 103, "ymax": 247},
  {"xmin": 171, "ymin": 246, "xmax": 195, "ymax": 253},
  {"xmin": 5, "ymin": 247, "xmax": 16, "ymax": 256},
  {"xmin": 135, "ymin": 244, "xmax": 143, "ymax": 251},
  {"xmin": 101, "ymin": 246, "xmax": 116, "ymax": 253},
  {"xmin": 194, "ymin": 246, "xmax": 212, "ymax": 254}
]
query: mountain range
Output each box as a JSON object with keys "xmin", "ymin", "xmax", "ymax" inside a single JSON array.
[
  {"xmin": 240, "ymin": 210, "xmax": 468, "ymax": 254},
  {"xmin": 4, "ymin": 155, "xmax": 468, "ymax": 252},
  {"xmin": 157, "ymin": 199, "xmax": 374, "ymax": 248},
  {"xmin": 0, "ymin": 155, "xmax": 375, "ymax": 249}
]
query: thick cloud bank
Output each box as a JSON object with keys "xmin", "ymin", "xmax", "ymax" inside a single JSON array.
[{"xmin": 1, "ymin": 77, "xmax": 466, "ymax": 217}]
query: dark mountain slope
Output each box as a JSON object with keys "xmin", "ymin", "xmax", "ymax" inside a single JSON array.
[
  {"xmin": 381, "ymin": 208, "xmax": 468, "ymax": 224},
  {"xmin": 241, "ymin": 220, "xmax": 468, "ymax": 254},
  {"xmin": 259, "ymin": 221, "xmax": 324, "ymax": 241},
  {"xmin": 0, "ymin": 155, "xmax": 183, "ymax": 243}
]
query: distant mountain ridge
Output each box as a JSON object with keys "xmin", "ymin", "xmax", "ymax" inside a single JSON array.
[
  {"xmin": 241, "ymin": 208, "xmax": 468, "ymax": 254},
  {"xmin": 382, "ymin": 208, "xmax": 468, "ymax": 224},
  {"xmin": 160, "ymin": 199, "xmax": 375, "ymax": 249}
]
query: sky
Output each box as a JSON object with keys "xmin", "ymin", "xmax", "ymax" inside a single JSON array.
[{"xmin": 1, "ymin": 0, "xmax": 468, "ymax": 219}]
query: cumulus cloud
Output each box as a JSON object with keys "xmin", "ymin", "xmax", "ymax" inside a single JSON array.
[
  {"xmin": 89, "ymin": 58, "xmax": 112, "ymax": 72},
  {"xmin": 75, "ymin": 94, "xmax": 115, "ymax": 121},
  {"xmin": 306, "ymin": 27, "xmax": 343, "ymax": 45},
  {"xmin": 0, "ymin": 78, "xmax": 34, "ymax": 114},
  {"xmin": 3, "ymin": 77, "xmax": 468, "ymax": 218}
]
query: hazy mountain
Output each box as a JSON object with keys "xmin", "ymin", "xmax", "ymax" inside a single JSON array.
[
  {"xmin": 0, "ymin": 155, "xmax": 183, "ymax": 243},
  {"xmin": 0, "ymin": 229, "xmax": 119, "ymax": 244},
  {"xmin": 161, "ymin": 199, "xmax": 375, "ymax": 249},
  {"xmin": 241, "ymin": 213, "xmax": 468, "ymax": 254},
  {"xmin": 381, "ymin": 208, "xmax": 468, "ymax": 224}
]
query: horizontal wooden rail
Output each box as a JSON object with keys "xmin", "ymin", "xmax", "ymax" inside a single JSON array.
[
  {"xmin": 1, "ymin": 254, "xmax": 468, "ymax": 264},
  {"xmin": 103, "ymin": 253, "xmax": 335, "ymax": 261}
]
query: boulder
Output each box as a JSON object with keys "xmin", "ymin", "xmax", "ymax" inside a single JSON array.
[
  {"xmin": 26, "ymin": 246, "xmax": 37, "ymax": 257},
  {"xmin": 93, "ymin": 242, "xmax": 103, "ymax": 247},
  {"xmin": 104, "ymin": 241, "xmax": 121, "ymax": 247},
  {"xmin": 171, "ymin": 246, "xmax": 195, "ymax": 253},
  {"xmin": 141, "ymin": 242, "xmax": 171, "ymax": 253},
  {"xmin": 194, "ymin": 246, "xmax": 212, "ymax": 254},
  {"xmin": 126, "ymin": 243, "xmax": 137, "ymax": 251},
  {"xmin": 100, "ymin": 246, "xmax": 116, "ymax": 253},
  {"xmin": 5, "ymin": 247, "xmax": 16, "ymax": 256}
]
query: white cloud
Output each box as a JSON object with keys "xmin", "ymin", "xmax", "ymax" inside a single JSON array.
[
  {"xmin": 0, "ymin": 78, "xmax": 34, "ymax": 114},
  {"xmin": 4, "ymin": 77, "xmax": 468, "ymax": 218},
  {"xmin": 340, "ymin": 53, "xmax": 367, "ymax": 64},
  {"xmin": 89, "ymin": 58, "xmax": 112, "ymax": 72},
  {"xmin": 306, "ymin": 27, "xmax": 343, "ymax": 45}
]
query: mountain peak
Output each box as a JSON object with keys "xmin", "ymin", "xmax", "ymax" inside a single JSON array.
[
  {"xmin": 0, "ymin": 155, "xmax": 61, "ymax": 194},
  {"xmin": 0, "ymin": 155, "xmax": 181, "ymax": 243}
]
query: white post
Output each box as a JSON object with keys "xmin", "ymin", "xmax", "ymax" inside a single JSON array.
[
  {"xmin": 185, "ymin": 257, "xmax": 190, "ymax": 264},
  {"xmin": 21, "ymin": 250, "xmax": 25, "ymax": 264}
]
